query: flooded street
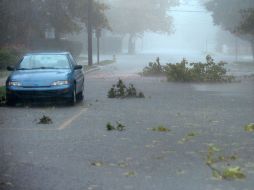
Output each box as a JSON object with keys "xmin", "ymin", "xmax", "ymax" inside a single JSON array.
[{"xmin": 1, "ymin": 60, "xmax": 254, "ymax": 190}]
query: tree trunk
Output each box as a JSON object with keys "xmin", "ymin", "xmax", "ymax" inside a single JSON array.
[
  {"xmin": 87, "ymin": 0, "xmax": 93, "ymax": 66},
  {"xmin": 128, "ymin": 34, "xmax": 136, "ymax": 54}
]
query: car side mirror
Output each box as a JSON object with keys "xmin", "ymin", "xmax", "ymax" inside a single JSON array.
[
  {"xmin": 7, "ymin": 66, "xmax": 15, "ymax": 71},
  {"xmin": 74, "ymin": 65, "xmax": 82, "ymax": 70}
]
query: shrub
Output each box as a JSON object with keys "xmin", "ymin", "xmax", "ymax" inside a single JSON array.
[
  {"xmin": 164, "ymin": 58, "xmax": 192, "ymax": 82},
  {"xmin": 142, "ymin": 57, "xmax": 164, "ymax": 76}
]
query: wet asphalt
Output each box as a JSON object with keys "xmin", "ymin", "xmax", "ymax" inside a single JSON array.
[{"xmin": 0, "ymin": 55, "xmax": 254, "ymax": 190}]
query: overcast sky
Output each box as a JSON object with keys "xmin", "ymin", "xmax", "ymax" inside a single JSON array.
[{"xmin": 141, "ymin": 0, "xmax": 219, "ymax": 54}]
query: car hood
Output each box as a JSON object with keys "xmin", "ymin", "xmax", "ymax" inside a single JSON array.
[{"xmin": 9, "ymin": 69, "xmax": 71, "ymax": 87}]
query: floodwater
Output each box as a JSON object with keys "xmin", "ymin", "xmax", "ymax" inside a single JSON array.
[{"xmin": 98, "ymin": 52, "xmax": 254, "ymax": 77}]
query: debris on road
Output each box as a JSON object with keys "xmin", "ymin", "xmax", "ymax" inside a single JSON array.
[
  {"xmin": 151, "ymin": 125, "xmax": 171, "ymax": 132},
  {"xmin": 123, "ymin": 171, "xmax": 137, "ymax": 177},
  {"xmin": 178, "ymin": 132, "xmax": 199, "ymax": 144},
  {"xmin": 91, "ymin": 161, "xmax": 104, "ymax": 167},
  {"xmin": 244, "ymin": 123, "xmax": 254, "ymax": 132},
  {"xmin": 106, "ymin": 122, "xmax": 126, "ymax": 131},
  {"xmin": 205, "ymin": 144, "xmax": 245, "ymax": 180},
  {"xmin": 37, "ymin": 115, "xmax": 53, "ymax": 124},
  {"xmin": 108, "ymin": 79, "xmax": 145, "ymax": 98}
]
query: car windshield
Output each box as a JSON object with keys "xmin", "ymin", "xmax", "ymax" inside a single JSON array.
[{"xmin": 18, "ymin": 54, "xmax": 70, "ymax": 69}]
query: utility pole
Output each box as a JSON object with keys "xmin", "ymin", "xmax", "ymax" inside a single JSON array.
[
  {"xmin": 235, "ymin": 37, "xmax": 239, "ymax": 62},
  {"xmin": 87, "ymin": 0, "xmax": 93, "ymax": 66},
  {"xmin": 96, "ymin": 29, "xmax": 101, "ymax": 65}
]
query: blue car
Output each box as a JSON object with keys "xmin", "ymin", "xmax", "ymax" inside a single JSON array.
[{"xmin": 6, "ymin": 52, "xmax": 84, "ymax": 106}]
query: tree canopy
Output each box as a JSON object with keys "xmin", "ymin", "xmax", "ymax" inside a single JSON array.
[
  {"xmin": 205, "ymin": 0, "xmax": 254, "ymax": 57},
  {"xmin": 0, "ymin": 0, "xmax": 108, "ymax": 47}
]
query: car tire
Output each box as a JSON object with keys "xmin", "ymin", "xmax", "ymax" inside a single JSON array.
[
  {"xmin": 77, "ymin": 89, "xmax": 84, "ymax": 101},
  {"xmin": 68, "ymin": 85, "xmax": 77, "ymax": 106},
  {"xmin": 6, "ymin": 96, "xmax": 16, "ymax": 106}
]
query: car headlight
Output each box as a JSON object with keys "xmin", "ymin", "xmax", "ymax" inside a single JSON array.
[
  {"xmin": 51, "ymin": 80, "xmax": 69, "ymax": 86},
  {"xmin": 8, "ymin": 81, "xmax": 22, "ymax": 86}
]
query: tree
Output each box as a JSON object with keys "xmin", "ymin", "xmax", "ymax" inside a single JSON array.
[
  {"xmin": 0, "ymin": 0, "xmax": 44, "ymax": 45},
  {"xmin": 106, "ymin": 0, "xmax": 179, "ymax": 54},
  {"xmin": 238, "ymin": 9, "xmax": 254, "ymax": 57},
  {"xmin": 0, "ymin": 0, "xmax": 109, "ymax": 49},
  {"xmin": 204, "ymin": 0, "xmax": 254, "ymax": 59}
]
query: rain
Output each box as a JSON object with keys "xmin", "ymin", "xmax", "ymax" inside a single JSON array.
[{"xmin": 0, "ymin": 0, "xmax": 254, "ymax": 190}]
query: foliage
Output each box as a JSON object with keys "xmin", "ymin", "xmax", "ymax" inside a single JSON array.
[
  {"xmin": 164, "ymin": 58, "xmax": 192, "ymax": 82},
  {"xmin": 0, "ymin": 46, "xmax": 26, "ymax": 69},
  {"xmin": 142, "ymin": 55, "xmax": 234, "ymax": 82},
  {"xmin": 204, "ymin": 0, "xmax": 254, "ymax": 57},
  {"xmin": 205, "ymin": 144, "xmax": 245, "ymax": 180},
  {"xmin": 204, "ymin": 0, "xmax": 254, "ymax": 32},
  {"xmin": 108, "ymin": 79, "xmax": 145, "ymax": 98},
  {"xmin": 151, "ymin": 125, "xmax": 171, "ymax": 132},
  {"xmin": 0, "ymin": 0, "xmax": 109, "ymax": 47},
  {"xmin": 221, "ymin": 167, "xmax": 246, "ymax": 180},
  {"xmin": 142, "ymin": 57, "xmax": 164, "ymax": 76},
  {"xmin": 244, "ymin": 123, "xmax": 254, "ymax": 132},
  {"xmin": 178, "ymin": 132, "xmax": 198, "ymax": 144},
  {"xmin": 106, "ymin": 122, "xmax": 126, "ymax": 131},
  {"xmin": 0, "ymin": 86, "xmax": 6, "ymax": 106},
  {"xmin": 238, "ymin": 8, "xmax": 254, "ymax": 36},
  {"xmin": 38, "ymin": 115, "xmax": 53, "ymax": 124},
  {"xmin": 165, "ymin": 55, "xmax": 234, "ymax": 82}
]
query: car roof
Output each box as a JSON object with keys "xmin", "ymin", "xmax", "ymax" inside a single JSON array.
[{"xmin": 25, "ymin": 52, "xmax": 71, "ymax": 56}]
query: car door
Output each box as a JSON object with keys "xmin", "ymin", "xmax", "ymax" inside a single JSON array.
[{"xmin": 69, "ymin": 54, "xmax": 84, "ymax": 94}]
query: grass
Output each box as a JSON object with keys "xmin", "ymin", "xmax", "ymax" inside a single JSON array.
[{"xmin": 0, "ymin": 86, "xmax": 5, "ymax": 97}]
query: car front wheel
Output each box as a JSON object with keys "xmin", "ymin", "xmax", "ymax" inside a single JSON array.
[
  {"xmin": 6, "ymin": 95, "xmax": 16, "ymax": 106},
  {"xmin": 68, "ymin": 86, "xmax": 77, "ymax": 105}
]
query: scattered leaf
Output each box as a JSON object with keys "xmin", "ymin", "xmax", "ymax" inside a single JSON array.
[
  {"xmin": 118, "ymin": 162, "xmax": 128, "ymax": 168},
  {"xmin": 91, "ymin": 161, "xmax": 104, "ymax": 167},
  {"xmin": 106, "ymin": 122, "xmax": 115, "ymax": 131},
  {"xmin": 0, "ymin": 182, "xmax": 13, "ymax": 187},
  {"xmin": 244, "ymin": 123, "xmax": 254, "ymax": 132},
  {"xmin": 222, "ymin": 167, "xmax": 246, "ymax": 180},
  {"xmin": 106, "ymin": 122, "xmax": 126, "ymax": 131},
  {"xmin": 151, "ymin": 125, "xmax": 171, "ymax": 132},
  {"xmin": 178, "ymin": 132, "xmax": 198, "ymax": 144},
  {"xmin": 123, "ymin": 171, "xmax": 137, "ymax": 177}
]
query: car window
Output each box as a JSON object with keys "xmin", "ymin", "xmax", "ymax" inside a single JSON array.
[{"xmin": 19, "ymin": 54, "xmax": 70, "ymax": 69}]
